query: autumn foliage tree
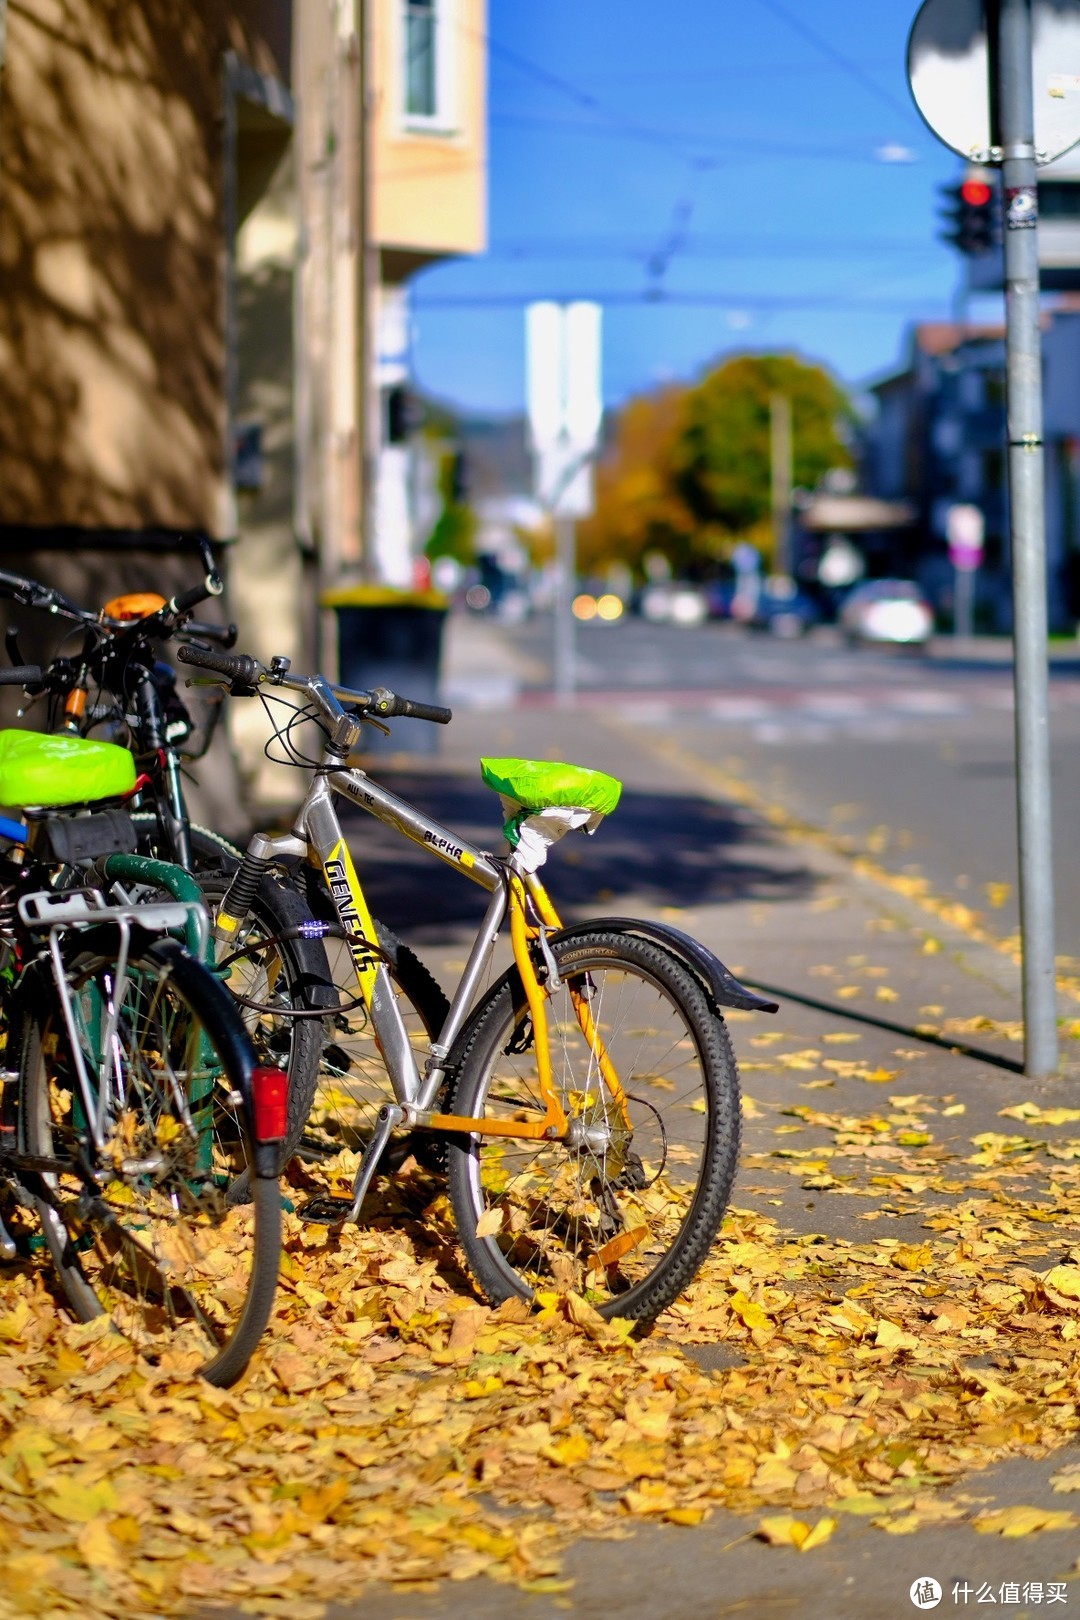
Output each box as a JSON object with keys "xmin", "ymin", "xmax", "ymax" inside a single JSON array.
[
  {"xmin": 576, "ymin": 384, "xmax": 697, "ymax": 579},
  {"xmin": 578, "ymin": 352, "xmax": 853, "ymax": 577}
]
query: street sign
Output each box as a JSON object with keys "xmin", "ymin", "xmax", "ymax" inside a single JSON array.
[
  {"xmin": 908, "ymin": 0, "xmax": 1080, "ymax": 164},
  {"xmin": 946, "ymin": 502, "xmax": 985, "ymax": 570},
  {"xmin": 525, "ymin": 302, "xmax": 602, "ymax": 519}
]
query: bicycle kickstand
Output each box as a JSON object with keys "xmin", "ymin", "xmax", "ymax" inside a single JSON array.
[{"xmin": 298, "ymin": 1102, "xmax": 406, "ymax": 1226}]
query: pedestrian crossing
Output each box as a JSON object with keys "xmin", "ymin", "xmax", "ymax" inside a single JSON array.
[{"xmin": 499, "ymin": 677, "xmax": 1080, "ymax": 744}]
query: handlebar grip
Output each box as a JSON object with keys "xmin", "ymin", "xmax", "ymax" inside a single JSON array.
[
  {"xmin": 396, "ymin": 696, "xmax": 453, "ymax": 724},
  {"xmin": 183, "ymin": 619, "xmax": 238, "ymax": 649},
  {"xmin": 0, "ymin": 665, "xmax": 44, "ymax": 686},
  {"xmin": 172, "ymin": 576, "xmax": 223, "ymax": 616},
  {"xmin": 368, "ymin": 687, "xmax": 452, "ymax": 725},
  {"xmin": 176, "ymin": 643, "xmax": 264, "ymax": 687}
]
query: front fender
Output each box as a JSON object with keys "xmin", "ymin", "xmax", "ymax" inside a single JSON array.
[{"xmin": 550, "ymin": 917, "xmax": 779, "ymax": 1015}]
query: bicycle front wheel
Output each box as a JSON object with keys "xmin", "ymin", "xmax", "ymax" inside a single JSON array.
[
  {"xmin": 18, "ymin": 935, "xmax": 281, "ymax": 1385},
  {"xmin": 446, "ymin": 929, "xmax": 741, "ymax": 1321}
]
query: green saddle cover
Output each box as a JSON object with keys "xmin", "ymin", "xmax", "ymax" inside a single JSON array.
[
  {"xmin": 0, "ymin": 729, "xmax": 137, "ymax": 810},
  {"xmin": 480, "ymin": 756, "xmax": 622, "ymax": 843}
]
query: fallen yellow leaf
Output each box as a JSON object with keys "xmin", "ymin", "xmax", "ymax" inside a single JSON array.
[
  {"xmin": 972, "ymin": 1506, "xmax": 1078, "ymax": 1538},
  {"xmin": 756, "ymin": 1514, "xmax": 837, "ymax": 1550}
]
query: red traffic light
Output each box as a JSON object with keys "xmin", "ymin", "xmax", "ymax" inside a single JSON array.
[{"xmin": 961, "ymin": 178, "xmax": 993, "ymax": 206}]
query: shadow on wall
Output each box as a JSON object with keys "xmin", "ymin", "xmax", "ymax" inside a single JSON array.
[{"xmin": 0, "ymin": 0, "xmax": 288, "ymax": 530}]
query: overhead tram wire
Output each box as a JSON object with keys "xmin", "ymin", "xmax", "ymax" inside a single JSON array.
[
  {"xmin": 383, "ymin": 19, "xmax": 929, "ymax": 187},
  {"xmin": 754, "ymin": 0, "xmax": 916, "ymax": 125},
  {"xmin": 486, "ymin": 111, "xmax": 922, "ymax": 167},
  {"xmin": 412, "ymin": 289, "xmax": 948, "ymax": 315},
  {"xmin": 483, "ymin": 235, "xmax": 939, "ymax": 261}
]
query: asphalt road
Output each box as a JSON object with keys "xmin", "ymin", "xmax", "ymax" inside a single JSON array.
[{"xmin": 507, "ymin": 616, "xmax": 1080, "ymax": 963}]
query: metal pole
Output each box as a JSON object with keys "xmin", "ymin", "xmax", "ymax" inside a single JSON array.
[
  {"xmin": 954, "ymin": 563, "xmax": 975, "ymax": 638},
  {"xmin": 357, "ymin": 0, "xmax": 378, "ymax": 580},
  {"xmin": 553, "ymin": 512, "xmax": 577, "ymax": 705},
  {"xmin": 770, "ymin": 393, "xmax": 793, "ymax": 578},
  {"xmin": 993, "ymin": 0, "xmax": 1059, "ymax": 1077}
]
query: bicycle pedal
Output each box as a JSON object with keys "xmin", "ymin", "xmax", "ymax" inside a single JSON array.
[{"xmin": 297, "ymin": 1195, "xmax": 356, "ymax": 1225}]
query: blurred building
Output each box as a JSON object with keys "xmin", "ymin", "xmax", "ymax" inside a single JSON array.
[
  {"xmin": 371, "ymin": 0, "xmax": 488, "ymax": 586},
  {"xmin": 0, "ymin": 0, "xmax": 296, "ymax": 824},
  {"xmin": 0, "ymin": 0, "xmax": 291, "ymax": 567},
  {"xmin": 862, "ymin": 315, "xmax": 1080, "ymax": 632},
  {"xmin": 0, "ymin": 0, "xmax": 488, "ymax": 807}
]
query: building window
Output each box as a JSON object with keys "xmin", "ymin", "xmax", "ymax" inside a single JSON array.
[{"xmin": 404, "ymin": 0, "xmax": 453, "ymax": 126}]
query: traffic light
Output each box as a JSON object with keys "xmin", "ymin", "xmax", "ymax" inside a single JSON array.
[{"xmin": 939, "ymin": 168, "xmax": 1000, "ymax": 257}]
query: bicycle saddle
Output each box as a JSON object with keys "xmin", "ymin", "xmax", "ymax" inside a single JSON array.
[
  {"xmin": 0, "ymin": 729, "xmax": 136, "ymax": 809},
  {"xmin": 480, "ymin": 756, "xmax": 622, "ymax": 851}
]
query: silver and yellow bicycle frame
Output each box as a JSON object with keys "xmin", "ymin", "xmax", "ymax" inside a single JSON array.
[{"xmin": 206, "ymin": 666, "xmax": 634, "ymax": 1216}]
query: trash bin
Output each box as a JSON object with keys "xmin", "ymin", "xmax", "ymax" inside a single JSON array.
[{"xmin": 322, "ymin": 584, "xmax": 449, "ymax": 757}]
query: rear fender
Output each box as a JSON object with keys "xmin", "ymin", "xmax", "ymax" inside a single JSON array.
[{"xmin": 549, "ymin": 917, "xmax": 779, "ymax": 1015}]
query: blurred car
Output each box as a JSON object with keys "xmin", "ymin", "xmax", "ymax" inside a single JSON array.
[
  {"xmin": 749, "ymin": 576, "xmax": 821, "ymax": 638},
  {"xmin": 702, "ymin": 577, "xmax": 735, "ymax": 620},
  {"xmin": 638, "ymin": 582, "xmax": 708, "ymax": 626},
  {"xmin": 839, "ymin": 579, "xmax": 934, "ymax": 647}
]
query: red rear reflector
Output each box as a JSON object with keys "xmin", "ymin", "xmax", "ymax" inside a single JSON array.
[{"xmin": 251, "ymin": 1065, "xmax": 289, "ymax": 1142}]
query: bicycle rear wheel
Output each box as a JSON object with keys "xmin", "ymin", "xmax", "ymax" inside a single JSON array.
[
  {"xmin": 446, "ymin": 929, "xmax": 741, "ymax": 1321},
  {"xmin": 196, "ymin": 865, "xmax": 448, "ymax": 1176},
  {"xmin": 18, "ymin": 934, "xmax": 281, "ymax": 1385}
]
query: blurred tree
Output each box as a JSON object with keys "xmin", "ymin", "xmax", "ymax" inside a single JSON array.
[
  {"xmin": 424, "ymin": 449, "xmax": 476, "ymax": 562},
  {"xmin": 577, "ymin": 384, "xmax": 698, "ymax": 577},
  {"xmin": 675, "ymin": 354, "xmax": 854, "ymax": 544},
  {"xmin": 579, "ymin": 354, "xmax": 853, "ymax": 577}
]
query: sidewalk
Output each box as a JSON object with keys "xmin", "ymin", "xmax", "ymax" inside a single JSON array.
[{"xmin": 321, "ymin": 684, "xmax": 1080, "ymax": 1620}]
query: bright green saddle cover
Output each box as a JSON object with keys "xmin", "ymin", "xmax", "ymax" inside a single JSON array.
[
  {"xmin": 480, "ymin": 756, "xmax": 622, "ymax": 843},
  {"xmin": 0, "ymin": 730, "xmax": 136, "ymax": 809}
]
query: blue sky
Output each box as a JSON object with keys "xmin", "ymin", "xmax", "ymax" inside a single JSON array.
[{"xmin": 408, "ymin": 0, "xmax": 968, "ymax": 417}]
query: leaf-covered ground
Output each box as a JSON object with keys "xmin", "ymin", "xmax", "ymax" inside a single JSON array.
[{"xmin": 2, "ymin": 1080, "xmax": 1080, "ymax": 1620}]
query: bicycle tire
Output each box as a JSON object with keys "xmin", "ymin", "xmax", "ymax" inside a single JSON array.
[
  {"xmin": 18, "ymin": 933, "xmax": 281, "ymax": 1385},
  {"xmin": 194, "ymin": 866, "xmax": 338, "ymax": 1165},
  {"xmin": 445, "ymin": 928, "xmax": 741, "ymax": 1321}
]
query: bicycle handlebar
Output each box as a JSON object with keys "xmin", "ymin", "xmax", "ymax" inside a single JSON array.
[
  {"xmin": 176, "ymin": 643, "xmax": 265, "ymax": 687},
  {"xmin": 171, "ymin": 574, "xmax": 223, "ymax": 616},
  {"xmin": 0, "ymin": 665, "xmax": 44, "ymax": 687},
  {"xmin": 0, "ymin": 569, "xmax": 90, "ymax": 622},
  {"xmin": 184, "ymin": 619, "xmax": 238, "ymax": 649},
  {"xmin": 176, "ymin": 644, "xmax": 453, "ymax": 727},
  {"xmin": 367, "ymin": 686, "xmax": 452, "ymax": 725}
]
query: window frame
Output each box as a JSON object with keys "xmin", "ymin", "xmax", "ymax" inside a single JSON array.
[{"xmin": 399, "ymin": 0, "xmax": 457, "ymax": 134}]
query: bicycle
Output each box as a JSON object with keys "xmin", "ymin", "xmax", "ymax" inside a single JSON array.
[
  {"xmin": 175, "ymin": 641, "xmax": 778, "ymax": 1320},
  {"xmin": 0, "ymin": 714, "xmax": 287, "ymax": 1384},
  {"xmin": 0, "ymin": 562, "xmax": 449, "ymax": 1165}
]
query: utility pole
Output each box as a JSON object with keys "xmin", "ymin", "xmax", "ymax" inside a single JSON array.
[
  {"xmin": 991, "ymin": 0, "xmax": 1059, "ymax": 1077},
  {"xmin": 770, "ymin": 392, "xmax": 792, "ymax": 577},
  {"xmin": 356, "ymin": 0, "xmax": 377, "ymax": 581},
  {"xmin": 553, "ymin": 513, "xmax": 577, "ymax": 706}
]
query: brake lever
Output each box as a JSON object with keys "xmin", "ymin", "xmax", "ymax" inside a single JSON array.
[{"xmin": 16, "ymin": 690, "xmax": 50, "ymax": 719}]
